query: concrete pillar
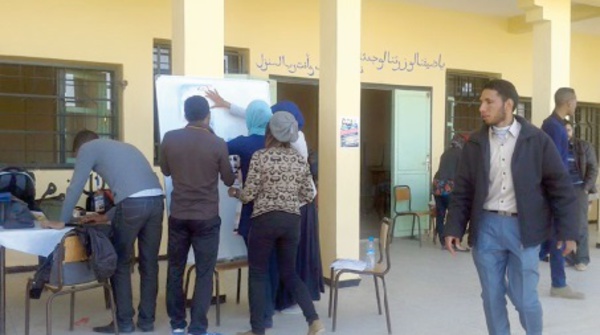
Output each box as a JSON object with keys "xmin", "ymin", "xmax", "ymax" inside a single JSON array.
[
  {"xmin": 172, "ymin": 0, "xmax": 224, "ymax": 77},
  {"xmin": 319, "ymin": 0, "xmax": 362, "ymax": 280},
  {"xmin": 519, "ymin": 0, "xmax": 571, "ymax": 126}
]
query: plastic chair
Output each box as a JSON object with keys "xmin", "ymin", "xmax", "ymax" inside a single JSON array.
[
  {"xmin": 328, "ymin": 218, "xmax": 393, "ymax": 334},
  {"xmin": 25, "ymin": 231, "xmax": 118, "ymax": 335},
  {"xmin": 392, "ymin": 185, "xmax": 430, "ymax": 247},
  {"xmin": 183, "ymin": 258, "xmax": 247, "ymax": 326}
]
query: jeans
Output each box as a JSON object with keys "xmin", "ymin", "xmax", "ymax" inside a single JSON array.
[
  {"xmin": 473, "ymin": 211, "xmax": 542, "ymax": 335},
  {"xmin": 111, "ymin": 196, "xmax": 164, "ymax": 328},
  {"xmin": 573, "ymin": 186, "xmax": 590, "ymax": 265},
  {"xmin": 166, "ymin": 215, "xmax": 221, "ymax": 334},
  {"xmin": 539, "ymin": 233, "xmax": 567, "ymax": 288},
  {"xmin": 434, "ymin": 194, "xmax": 450, "ymax": 244},
  {"xmin": 248, "ymin": 211, "xmax": 318, "ymax": 335}
]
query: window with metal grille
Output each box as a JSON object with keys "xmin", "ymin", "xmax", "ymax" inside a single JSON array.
[
  {"xmin": 445, "ymin": 71, "xmax": 531, "ymax": 147},
  {"xmin": 153, "ymin": 40, "xmax": 172, "ymax": 165},
  {"xmin": 224, "ymin": 47, "xmax": 249, "ymax": 74},
  {"xmin": 0, "ymin": 62, "xmax": 118, "ymax": 168},
  {"xmin": 574, "ymin": 103, "xmax": 600, "ymax": 159}
]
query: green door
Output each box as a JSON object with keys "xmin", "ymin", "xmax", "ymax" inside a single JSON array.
[{"xmin": 391, "ymin": 89, "xmax": 432, "ymax": 237}]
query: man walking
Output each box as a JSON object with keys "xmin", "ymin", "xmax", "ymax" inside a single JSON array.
[
  {"xmin": 541, "ymin": 87, "xmax": 585, "ymax": 298},
  {"xmin": 60, "ymin": 130, "xmax": 164, "ymax": 333},
  {"xmin": 444, "ymin": 79, "xmax": 578, "ymax": 335},
  {"xmin": 160, "ymin": 96, "xmax": 235, "ymax": 335}
]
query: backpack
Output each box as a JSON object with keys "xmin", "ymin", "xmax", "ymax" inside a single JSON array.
[
  {"xmin": 76, "ymin": 224, "xmax": 117, "ymax": 281},
  {"xmin": 0, "ymin": 193, "xmax": 35, "ymax": 229},
  {"xmin": 0, "ymin": 167, "xmax": 37, "ymax": 210}
]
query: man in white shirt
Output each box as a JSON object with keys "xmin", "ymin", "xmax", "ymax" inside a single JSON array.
[{"xmin": 444, "ymin": 79, "xmax": 578, "ymax": 335}]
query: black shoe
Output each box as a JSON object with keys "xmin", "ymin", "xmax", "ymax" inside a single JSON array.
[
  {"xmin": 137, "ymin": 322, "xmax": 154, "ymax": 332},
  {"xmin": 93, "ymin": 322, "xmax": 134, "ymax": 333}
]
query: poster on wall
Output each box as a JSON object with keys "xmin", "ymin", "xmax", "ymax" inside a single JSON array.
[
  {"xmin": 340, "ymin": 116, "xmax": 360, "ymax": 148},
  {"xmin": 155, "ymin": 75, "xmax": 271, "ymax": 261}
]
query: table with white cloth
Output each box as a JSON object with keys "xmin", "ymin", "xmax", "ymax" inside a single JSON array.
[{"xmin": 0, "ymin": 223, "xmax": 72, "ymax": 335}]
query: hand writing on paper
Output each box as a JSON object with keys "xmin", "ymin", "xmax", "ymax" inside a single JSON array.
[{"xmin": 205, "ymin": 89, "xmax": 231, "ymax": 109}]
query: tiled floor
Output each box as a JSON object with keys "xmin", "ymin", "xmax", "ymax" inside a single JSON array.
[{"xmin": 3, "ymin": 225, "xmax": 599, "ymax": 335}]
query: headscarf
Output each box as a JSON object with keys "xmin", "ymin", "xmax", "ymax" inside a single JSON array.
[
  {"xmin": 451, "ymin": 133, "xmax": 468, "ymax": 149},
  {"xmin": 269, "ymin": 112, "xmax": 299, "ymax": 143},
  {"xmin": 271, "ymin": 100, "xmax": 305, "ymax": 130},
  {"xmin": 245, "ymin": 100, "xmax": 272, "ymax": 136}
]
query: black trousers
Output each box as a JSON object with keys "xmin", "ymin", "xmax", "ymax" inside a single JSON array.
[
  {"xmin": 166, "ymin": 215, "xmax": 221, "ymax": 334},
  {"xmin": 248, "ymin": 211, "xmax": 318, "ymax": 335}
]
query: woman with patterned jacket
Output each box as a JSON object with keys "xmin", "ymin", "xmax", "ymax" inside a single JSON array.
[{"xmin": 229, "ymin": 112, "xmax": 324, "ymax": 335}]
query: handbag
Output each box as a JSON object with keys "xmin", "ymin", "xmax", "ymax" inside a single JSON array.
[{"xmin": 432, "ymin": 178, "xmax": 454, "ymax": 196}]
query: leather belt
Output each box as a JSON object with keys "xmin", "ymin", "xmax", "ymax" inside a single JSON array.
[{"xmin": 486, "ymin": 210, "xmax": 518, "ymax": 217}]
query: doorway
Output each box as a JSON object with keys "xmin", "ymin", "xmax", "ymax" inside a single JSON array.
[{"xmin": 273, "ymin": 79, "xmax": 432, "ymax": 239}]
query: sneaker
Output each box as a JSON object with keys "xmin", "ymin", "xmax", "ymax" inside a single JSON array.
[
  {"xmin": 574, "ymin": 263, "xmax": 588, "ymax": 271},
  {"xmin": 281, "ymin": 304, "xmax": 302, "ymax": 314},
  {"xmin": 550, "ymin": 285, "xmax": 585, "ymax": 300},
  {"xmin": 307, "ymin": 319, "xmax": 325, "ymax": 335},
  {"xmin": 171, "ymin": 329, "xmax": 185, "ymax": 335}
]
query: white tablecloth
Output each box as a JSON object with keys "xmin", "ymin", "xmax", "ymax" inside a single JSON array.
[{"xmin": 0, "ymin": 222, "xmax": 72, "ymax": 257}]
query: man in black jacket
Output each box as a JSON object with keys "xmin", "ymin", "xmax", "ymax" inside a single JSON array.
[
  {"xmin": 565, "ymin": 120, "xmax": 598, "ymax": 271},
  {"xmin": 444, "ymin": 79, "xmax": 578, "ymax": 335}
]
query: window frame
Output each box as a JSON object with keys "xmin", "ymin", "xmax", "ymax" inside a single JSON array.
[
  {"xmin": 445, "ymin": 70, "xmax": 531, "ymax": 147},
  {"xmin": 0, "ymin": 57, "xmax": 121, "ymax": 169}
]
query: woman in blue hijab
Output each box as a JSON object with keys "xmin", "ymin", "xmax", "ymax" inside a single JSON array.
[
  {"xmin": 228, "ymin": 99, "xmax": 273, "ymax": 204},
  {"xmin": 227, "ymin": 99, "xmax": 277, "ymax": 327}
]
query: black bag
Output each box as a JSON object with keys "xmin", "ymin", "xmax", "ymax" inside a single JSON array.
[
  {"xmin": 0, "ymin": 167, "xmax": 37, "ymax": 210},
  {"xmin": 0, "ymin": 195, "xmax": 35, "ymax": 229},
  {"xmin": 76, "ymin": 224, "xmax": 117, "ymax": 281}
]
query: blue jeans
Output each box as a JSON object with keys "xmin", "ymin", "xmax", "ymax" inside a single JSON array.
[
  {"xmin": 473, "ymin": 211, "xmax": 542, "ymax": 335},
  {"xmin": 111, "ymin": 196, "xmax": 164, "ymax": 328},
  {"xmin": 539, "ymin": 235, "xmax": 567, "ymax": 288},
  {"xmin": 166, "ymin": 215, "xmax": 221, "ymax": 334},
  {"xmin": 247, "ymin": 211, "xmax": 318, "ymax": 335}
]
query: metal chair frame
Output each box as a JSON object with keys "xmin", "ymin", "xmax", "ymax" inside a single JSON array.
[
  {"xmin": 392, "ymin": 185, "xmax": 429, "ymax": 247},
  {"xmin": 183, "ymin": 258, "xmax": 247, "ymax": 326},
  {"xmin": 25, "ymin": 231, "xmax": 118, "ymax": 335},
  {"xmin": 328, "ymin": 217, "xmax": 393, "ymax": 334}
]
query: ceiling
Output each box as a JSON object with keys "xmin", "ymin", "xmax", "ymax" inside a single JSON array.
[{"xmin": 395, "ymin": 0, "xmax": 600, "ymax": 35}]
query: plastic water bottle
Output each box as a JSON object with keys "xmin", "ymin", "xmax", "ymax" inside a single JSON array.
[{"xmin": 365, "ymin": 236, "xmax": 376, "ymax": 270}]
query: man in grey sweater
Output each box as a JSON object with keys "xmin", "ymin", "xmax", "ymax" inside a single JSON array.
[
  {"xmin": 160, "ymin": 95, "xmax": 235, "ymax": 335},
  {"xmin": 60, "ymin": 130, "xmax": 164, "ymax": 333}
]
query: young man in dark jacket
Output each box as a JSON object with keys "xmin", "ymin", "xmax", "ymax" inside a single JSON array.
[
  {"xmin": 565, "ymin": 120, "xmax": 598, "ymax": 270},
  {"xmin": 540, "ymin": 87, "xmax": 584, "ymax": 298},
  {"xmin": 444, "ymin": 79, "xmax": 578, "ymax": 335}
]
